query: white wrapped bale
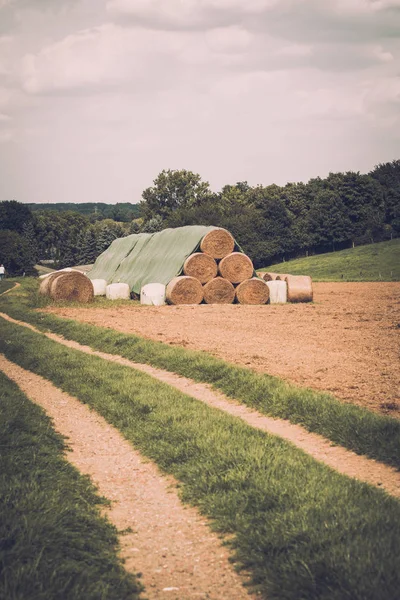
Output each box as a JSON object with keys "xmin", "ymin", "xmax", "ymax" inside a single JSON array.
[
  {"xmin": 91, "ymin": 279, "xmax": 108, "ymax": 296},
  {"xmin": 141, "ymin": 283, "xmax": 166, "ymax": 306},
  {"xmin": 106, "ymin": 283, "xmax": 130, "ymax": 300},
  {"xmin": 266, "ymin": 280, "xmax": 287, "ymax": 304}
]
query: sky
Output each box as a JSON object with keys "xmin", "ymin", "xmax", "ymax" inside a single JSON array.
[{"xmin": 0, "ymin": 0, "xmax": 399, "ymax": 205}]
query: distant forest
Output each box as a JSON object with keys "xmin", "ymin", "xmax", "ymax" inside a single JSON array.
[
  {"xmin": 26, "ymin": 202, "xmax": 141, "ymax": 222},
  {"xmin": 1, "ymin": 159, "xmax": 399, "ymax": 274}
]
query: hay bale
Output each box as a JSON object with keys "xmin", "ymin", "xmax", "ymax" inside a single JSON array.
[
  {"xmin": 166, "ymin": 276, "xmax": 203, "ymax": 305},
  {"xmin": 50, "ymin": 272, "xmax": 94, "ymax": 303},
  {"xmin": 106, "ymin": 283, "xmax": 130, "ymax": 300},
  {"xmin": 218, "ymin": 252, "xmax": 254, "ymax": 284},
  {"xmin": 141, "ymin": 283, "xmax": 166, "ymax": 306},
  {"xmin": 200, "ymin": 228, "xmax": 235, "ymax": 259},
  {"xmin": 286, "ymin": 275, "xmax": 313, "ymax": 303},
  {"xmin": 183, "ymin": 253, "xmax": 217, "ymax": 283},
  {"xmin": 203, "ymin": 277, "xmax": 235, "ymax": 304},
  {"xmin": 276, "ymin": 273, "xmax": 290, "ymax": 281},
  {"xmin": 39, "ymin": 272, "xmax": 65, "ymax": 296},
  {"xmin": 266, "ymin": 280, "xmax": 287, "ymax": 304},
  {"xmin": 262, "ymin": 272, "xmax": 279, "ymax": 281},
  {"xmin": 235, "ymin": 278, "xmax": 270, "ymax": 305},
  {"xmin": 91, "ymin": 279, "xmax": 107, "ymax": 296}
]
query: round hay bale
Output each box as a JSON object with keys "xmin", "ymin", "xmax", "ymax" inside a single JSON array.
[
  {"xmin": 50, "ymin": 272, "xmax": 94, "ymax": 303},
  {"xmin": 166, "ymin": 276, "xmax": 203, "ymax": 305},
  {"xmin": 235, "ymin": 278, "xmax": 270, "ymax": 305},
  {"xmin": 183, "ymin": 253, "xmax": 217, "ymax": 283},
  {"xmin": 266, "ymin": 280, "xmax": 287, "ymax": 304},
  {"xmin": 276, "ymin": 273, "xmax": 290, "ymax": 281},
  {"xmin": 200, "ymin": 228, "xmax": 235, "ymax": 259},
  {"xmin": 262, "ymin": 272, "xmax": 279, "ymax": 281},
  {"xmin": 203, "ymin": 277, "xmax": 235, "ymax": 304},
  {"xmin": 91, "ymin": 278, "xmax": 107, "ymax": 296},
  {"xmin": 38, "ymin": 272, "xmax": 65, "ymax": 296},
  {"xmin": 218, "ymin": 252, "xmax": 254, "ymax": 284},
  {"xmin": 140, "ymin": 283, "xmax": 166, "ymax": 306},
  {"xmin": 106, "ymin": 283, "xmax": 130, "ymax": 300},
  {"xmin": 286, "ymin": 275, "xmax": 313, "ymax": 303}
]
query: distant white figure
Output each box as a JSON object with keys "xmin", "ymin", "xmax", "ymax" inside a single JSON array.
[{"xmin": 0, "ymin": 264, "xmax": 5, "ymax": 281}]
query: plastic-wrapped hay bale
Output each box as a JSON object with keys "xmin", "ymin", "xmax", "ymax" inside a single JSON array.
[
  {"xmin": 262, "ymin": 272, "xmax": 279, "ymax": 281},
  {"xmin": 200, "ymin": 228, "xmax": 235, "ymax": 259},
  {"xmin": 276, "ymin": 273, "xmax": 290, "ymax": 281},
  {"xmin": 183, "ymin": 253, "xmax": 217, "ymax": 283},
  {"xmin": 39, "ymin": 272, "xmax": 65, "ymax": 296},
  {"xmin": 236, "ymin": 278, "xmax": 270, "ymax": 305},
  {"xmin": 166, "ymin": 276, "xmax": 203, "ymax": 305},
  {"xmin": 203, "ymin": 277, "xmax": 235, "ymax": 304},
  {"xmin": 218, "ymin": 252, "xmax": 254, "ymax": 284},
  {"xmin": 106, "ymin": 283, "xmax": 130, "ymax": 300},
  {"xmin": 91, "ymin": 279, "xmax": 107, "ymax": 296},
  {"xmin": 141, "ymin": 283, "xmax": 166, "ymax": 306},
  {"xmin": 266, "ymin": 280, "xmax": 287, "ymax": 304},
  {"xmin": 286, "ymin": 275, "xmax": 313, "ymax": 303},
  {"xmin": 50, "ymin": 272, "xmax": 94, "ymax": 303}
]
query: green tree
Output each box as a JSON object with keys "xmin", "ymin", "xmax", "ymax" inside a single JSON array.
[
  {"xmin": 141, "ymin": 169, "xmax": 212, "ymax": 221},
  {"xmin": 371, "ymin": 160, "xmax": 400, "ymax": 235},
  {"xmin": 0, "ymin": 200, "xmax": 33, "ymax": 234},
  {"xmin": 0, "ymin": 230, "xmax": 35, "ymax": 275}
]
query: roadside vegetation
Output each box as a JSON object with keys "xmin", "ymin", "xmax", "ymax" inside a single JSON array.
[
  {"xmin": 0, "ymin": 317, "xmax": 399, "ymax": 600},
  {"xmin": 0, "ymin": 280, "xmax": 16, "ymax": 294},
  {"xmin": 1, "ymin": 279, "xmax": 399, "ymax": 470},
  {"xmin": 262, "ymin": 238, "xmax": 400, "ymax": 281},
  {"xmin": 0, "ymin": 370, "xmax": 142, "ymax": 600}
]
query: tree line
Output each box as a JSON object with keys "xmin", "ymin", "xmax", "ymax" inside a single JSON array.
[
  {"xmin": 0, "ymin": 159, "xmax": 398, "ymax": 275},
  {"xmin": 140, "ymin": 160, "xmax": 400, "ymax": 268}
]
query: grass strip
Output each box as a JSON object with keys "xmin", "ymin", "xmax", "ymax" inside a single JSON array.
[
  {"xmin": 262, "ymin": 239, "xmax": 400, "ymax": 281},
  {"xmin": 0, "ymin": 280, "xmax": 16, "ymax": 295},
  {"xmin": 0, "ymin": 317, "xmax": 400, "ymax": 600},
  {"xmin": 1, "ymin": 278, "xmax": 399, "ymax": 470},
  {"xmin": 0, "ymin": 369, "xmax": 142, "ymax": 600}
]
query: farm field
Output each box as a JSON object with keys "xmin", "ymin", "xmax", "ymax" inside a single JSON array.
[
  {"xmin": 263, "ymin": 238, "xmax": 400, "ymax": 281},
  {"xmin": 1, "ymin": 279, "xmax": 400, "ymax": 599},
  {"xmin": 46, "ymin": 281, "xmax": 400, "ymax": 418}
]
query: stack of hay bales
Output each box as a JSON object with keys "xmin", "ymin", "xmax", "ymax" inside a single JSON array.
[
  {"xmin": 166, "ymin": 229, "xmax": 270, "ymax": 305},
  {"xmin": 39, "ymin": 271, "xmax": 94, "ymax": 303}
]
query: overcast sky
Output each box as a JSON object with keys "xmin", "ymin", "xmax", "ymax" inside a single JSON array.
[{"xmin": 0, "ymin": 0, "xmax": 399, "ymax": 205}]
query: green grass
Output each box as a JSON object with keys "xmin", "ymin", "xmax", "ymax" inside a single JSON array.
[
  {"xmin": 0, "ymin": 370, "xmax": 142, "ymax": 600},
  {"xmin": 0, "ymin": 279, "xmax": 16, "ymax": 294},
  {"xmin": 1, "ymin": 278, "xmax": 399, "ymax": 470},
  {"xmin": 0, "ymin": 317, "xmax": 399, "ymax": 599},
  {"xmin": 261, "ymin": 239, "xmax": 400, "ymax": 281}
]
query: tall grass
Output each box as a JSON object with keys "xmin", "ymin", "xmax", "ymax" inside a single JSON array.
[
  {"xmin": 0, "ymin": 318, "xmax": 399, "ymax": 600},
  {"xmin": 1, "ymin": 279, "xmax": 399, "ymax": 470},
  {"xmin": 0, "ymin": 370, "xmax": 142, "ymax": 600},
  {"xmin": 262, "ymin": 239, "xmax": 400, "ymax": 281}
]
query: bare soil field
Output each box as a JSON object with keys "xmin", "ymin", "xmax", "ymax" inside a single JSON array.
[{"xmin": 47, "ymin": 282, "xmax": 400, "ymax": 418}]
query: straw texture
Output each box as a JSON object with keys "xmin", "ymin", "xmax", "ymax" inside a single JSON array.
[
  {"xmin": 203, "ymin": 277, "xmax": 235, "ymax": 304},
  {"xmin": 200, "ymin": 228, "xmax": 235, "ymax": 259},
  {"xmin": 50, "ymin": 272, "xmax": 94, "ymax": 303},
  {"xmin": 235, "ymin": 278, "xmax": 270, "ymax": 305},
  {"xmin": 218, "ymin": 252, "xmax": 254, "ymax": 284},
  {"xmin": 183, "ymin": 253, "xmax": 218, "ymax": 283},
  {"xmin": 166, "ymin": 276, "xmax": 204, "ymax": 305},
  {"xmin": 286, "ymin": 275, "xmax": 313, "ymax": 303}
]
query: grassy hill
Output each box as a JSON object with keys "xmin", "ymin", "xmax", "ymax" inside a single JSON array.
[{"xmin": 261, "ymin": 239, "xmax": 400, "ymax": 281}]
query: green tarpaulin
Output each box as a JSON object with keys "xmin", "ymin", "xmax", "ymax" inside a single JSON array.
[{"xmin": 89, "ymin": 225, "xmax": 244, "ymax": 295}]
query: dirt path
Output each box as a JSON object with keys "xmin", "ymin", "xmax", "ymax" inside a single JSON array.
[
  {"xmin": 46, "ymin": 282, "xmax": 400, "ymax": 417},
  {"xmin": 1, "ymin": 311, "xmax": 399, "ymax": 498},
  {"xmin": 0, "ymin": 354, "xmax": 255, "ymax": 600}
]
